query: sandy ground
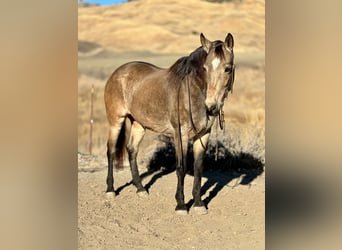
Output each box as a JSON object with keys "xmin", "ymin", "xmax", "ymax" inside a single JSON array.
[{"xmin": 78, "ymin": 151, "xmax": 264, "ymax": 250}]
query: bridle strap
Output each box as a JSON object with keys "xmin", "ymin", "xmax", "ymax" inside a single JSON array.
[
  {"xmin": 218, "ymin": 108, "xmax": 225, "ymax": 130},
  {"xmin": 186, "ymin": 78, "xmax": 207, "ymax": 150},
  {"xmin": 177, "ymin": 80, "xmax": 185, "ymax": 166},
  {"xmin": 228, "ymin": 64, "xmax": 235, "ymax": 93}
]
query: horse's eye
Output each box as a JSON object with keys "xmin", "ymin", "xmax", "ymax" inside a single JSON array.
[{"xmin": 224, "ymin": 67, "xmax": 232, "ymax": 73}]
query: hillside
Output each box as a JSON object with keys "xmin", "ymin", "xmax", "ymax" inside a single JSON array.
[{"xmin": 78, "ymin": 0, "xmax": 264, "ymax": 54}]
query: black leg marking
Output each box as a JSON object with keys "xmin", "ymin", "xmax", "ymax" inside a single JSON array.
[{"xmin": 126, "ymin": 121, "xmax": 147, "ymax": 195}]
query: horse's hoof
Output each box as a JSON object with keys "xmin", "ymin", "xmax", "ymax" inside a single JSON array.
[
  {"xmin": 137, "ymin": 190, "xmax": 149, "ymax": 198},
  {"xmin": 105, "ymin": 192, "xmax": 116, "ymax": 200},
  {"xmin": 193, "ymin": 206, "xmax": 208, "ymax": 215},
  {"xmin": 175, "ymin": 209, "xmax": 188, "ymax": 215}
]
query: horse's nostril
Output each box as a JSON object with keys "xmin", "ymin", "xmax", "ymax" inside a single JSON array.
[
  {"xmin": 207, "ymin": 104, "xmax": 219, "ymax": 115},
  {"xmin": 207, "ymin": 105, "xmax": 215, "ymax": 112}
]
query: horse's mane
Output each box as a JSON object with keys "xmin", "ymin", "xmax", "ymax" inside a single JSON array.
[
  {"xmin": 168, "ymin": 41, "xmax": 226, "ymax": 84},
  {"xmin": 168, "ymin": 46, "xmax": 207, "ymax": 83}
]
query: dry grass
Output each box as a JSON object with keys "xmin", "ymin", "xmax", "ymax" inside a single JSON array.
[{"xmin": 78, "ymin": 0, "xmax": 264, "ymax": 54}]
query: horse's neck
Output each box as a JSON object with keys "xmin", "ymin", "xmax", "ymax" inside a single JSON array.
[
  {"xmin": 186, "ymin": 75, "xmax": 206, "ymax": 103},
  {"xmin": 183, "ymin": 77, "xmax": 208, "ymax": 128}
]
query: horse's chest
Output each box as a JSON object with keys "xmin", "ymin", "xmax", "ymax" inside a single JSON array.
[{"xmin": 188, "ymin": 112, "xmax": 212, "ymax": 138}]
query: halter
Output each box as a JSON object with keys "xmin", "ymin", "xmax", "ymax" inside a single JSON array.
[{"xmin": 219, "ymin": 63, "xmax": 235, "ymax": 130}]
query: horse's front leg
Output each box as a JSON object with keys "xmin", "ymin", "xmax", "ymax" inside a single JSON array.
[
  {"xmin": 192, "ymin": 133, "xmax": 210, "ymax": 214},
  {"xmin": 174, "ymin": 131, "xmax": 189, "ymax": 214}
]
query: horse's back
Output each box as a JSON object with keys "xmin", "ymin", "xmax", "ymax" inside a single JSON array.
[
  {"xmin": 105, "ymin": 61, "xmax": 176, "ymax": 133},
  {"xmin": 110, "ymin": 61, "xmax": 162, "ymax": 81},
  {"xmin": 106, "ymin": 61, "xmax": 163, "ymax": 92},
  {"xmin": 106, "ymin": 61, "xmax": 169, "ymax": 97}
]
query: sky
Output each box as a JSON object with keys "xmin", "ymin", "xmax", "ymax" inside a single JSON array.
[{"xmin": 81, "ymin": 0, "xmax": 127, "ymax": 6}]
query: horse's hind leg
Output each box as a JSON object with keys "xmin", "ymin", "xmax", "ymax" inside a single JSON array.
[
  {"xmin": 126, "ymin": 121, "xmax": 147, "ymax": 195},
  {"xmin": 106, "ymin": 117, "xmax": 125, "ymax": 197}
]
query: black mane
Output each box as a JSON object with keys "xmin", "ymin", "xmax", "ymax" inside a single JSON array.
[
  {"xmin": 168, "ymin": 41, "xmax": 225, "ymax": 82},
  {"xmin": 168, "ymin": 46, "xmax": 207, "ymax": 81}
]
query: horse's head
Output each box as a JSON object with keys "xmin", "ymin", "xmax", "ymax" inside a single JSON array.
[{"xmin": 200, "ymin": 33, "xmax": 235, "ymax": 116}]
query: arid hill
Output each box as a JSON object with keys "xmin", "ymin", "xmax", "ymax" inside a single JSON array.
[{"xmin": 78, "ymin": 0, "xmax": 264, "ymax": 54}]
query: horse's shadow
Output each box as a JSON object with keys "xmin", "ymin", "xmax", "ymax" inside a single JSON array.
[{"xmin": 115, "ymin": 138, "xmax": 264, "ymax": 209}]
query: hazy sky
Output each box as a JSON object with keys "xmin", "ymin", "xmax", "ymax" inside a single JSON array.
[{"xmin": 82, "ymin": 0, "xmax": 127, "ymax": 6}]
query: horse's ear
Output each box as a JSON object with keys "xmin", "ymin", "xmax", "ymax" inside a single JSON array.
[
  {"xmin": 200, "ymin": 33, "xmax": 211, "ymax": 53},
  {"xmin": 224, "ymin": 33, "xmax": 234, "ymax": 51}
]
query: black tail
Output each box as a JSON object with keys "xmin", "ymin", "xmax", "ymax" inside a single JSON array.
[{"xmin": 114, "ymin": 118, "xmax": 130, "ymax": 169}]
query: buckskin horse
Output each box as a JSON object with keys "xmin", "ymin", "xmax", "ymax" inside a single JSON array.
[{"xmin": 104, "ymin": 33, "xmax": 235, "ymax": 215}]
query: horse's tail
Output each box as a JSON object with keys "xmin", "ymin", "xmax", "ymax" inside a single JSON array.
[{"xmin": 114, "ymin": 117, "xmax": 131, "ymax": 169}]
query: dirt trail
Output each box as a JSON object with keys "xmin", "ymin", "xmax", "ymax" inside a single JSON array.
[{"xmin": 78, "ymin": 149, "xmax": 264, "ymax": 250}]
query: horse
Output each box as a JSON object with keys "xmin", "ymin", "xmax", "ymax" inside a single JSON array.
[{"xmin": 104, "ymin": 33, "xmax": 235, "ymax": 214}]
